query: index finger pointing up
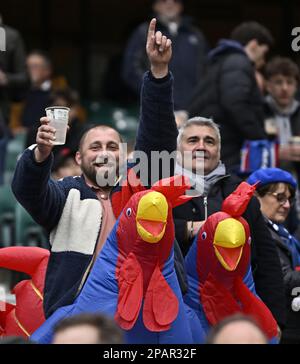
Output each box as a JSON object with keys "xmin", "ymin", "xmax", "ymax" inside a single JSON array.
[{"xmin": 147, "ymin": 18, "xmax": 157, "ymax": 43}]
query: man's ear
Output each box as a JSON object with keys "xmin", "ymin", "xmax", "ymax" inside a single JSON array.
[
  {"xmin": 75, "ymin": 151, "xmax": 82, "ymax": 166},
  {"xmin": 247, "ymin": 39, "xmax": 258, "ymax": 51}
]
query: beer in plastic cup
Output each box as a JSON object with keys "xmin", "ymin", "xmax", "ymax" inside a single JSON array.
[{"xmin": 45, "ymin": 106, "xmax": 70, "ymax": 145}]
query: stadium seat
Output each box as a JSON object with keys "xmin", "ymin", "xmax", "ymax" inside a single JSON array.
[
  {"xmin": 3, "ymin": 133, "xmax": 26, "ymax": 185},
  {"xmin": 15, "ymin": 204, "xmax": 48, "ymax": 248},
  {"xmin": 0, "ymin": 185, "xmax": 16, "ymax": 247}
]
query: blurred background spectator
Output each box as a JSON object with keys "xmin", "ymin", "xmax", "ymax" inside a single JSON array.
[
  {"xmin": 264, "ymin": 57, "xmax": 300, "ymax": 182},
  {"xmin": 22, "ymin": 50, "xmax": 54, "ymax": 146},
  {"xmin": 0, "ymin": 13, "xmax": 27, "ymax": 124},
  {"xmin": 122, "ymin": 0, "xmax": 209, "ymax": 111},
  {"xmin": 188, "ymin": 21, "xmax": 274, "ymax": 172},
  {"xmin": 51, "ymin": 313, "xmax": 123, "ymax": 344},
  {"xmin": 0, "ymin": 13, "xmax": 27, "ymax": 185},
  {"xmin": 206, "ymin": 314, "xmax": 268, "ymax": 344}
]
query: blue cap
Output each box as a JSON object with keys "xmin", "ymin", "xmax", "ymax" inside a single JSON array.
[{"xmin": 247, "ymin": 168, "xmax": 297, "ymax": 189}]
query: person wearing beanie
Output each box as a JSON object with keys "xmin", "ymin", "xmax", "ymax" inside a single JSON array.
[{"xmin": 248, "ymin": 167, "xmax": 300, "ymax": 344}]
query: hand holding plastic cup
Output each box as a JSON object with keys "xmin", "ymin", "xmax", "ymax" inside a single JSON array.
[{"xmin": 45, "ymin": 106, "xmax": 70, "ymax": 145}]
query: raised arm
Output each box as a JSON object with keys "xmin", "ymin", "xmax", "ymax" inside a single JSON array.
[
  {"xmin": 135, "ymin": 19, "xmax": 178, "ymax": 160},
  {"xmin": 11, "ymin": 117, "xmax": 66, "ymax": 231}
]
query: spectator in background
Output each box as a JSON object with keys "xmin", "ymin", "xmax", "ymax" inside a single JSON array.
[
  {"xmin": 0, "ymin": 14, "xmax": 27, "ymax": 124},
  {"xmin": 188, "ymin": 21, "xmax": 273, "ymax": 172},
  {"xmin": 22, "ymin": 50, "xmax": 53, "ymax": 146},
  {"xmin": 52, "ymin": 314, "xmax": 123, "ymax": 344},
  {"xmin": 264, "ymin": 57, "xmax": 300, "ymax": 182},
  {"xmin": 122, "ymin": 0, "xmax": 209, "ymax": 111},
  {"xmin": 247, "ymin": 168, "xmax": 300, "ymax": 344},
  {"xmin": 206, "ymin": 314, "xmax": 268, "ymax": 344},
  {"xmin": 51, "ymin": 147, "xmax": 81, "ymax": 180},
  {"xmin": 0, "ymin": 14, "xmax": 27, "ymax": 184}
]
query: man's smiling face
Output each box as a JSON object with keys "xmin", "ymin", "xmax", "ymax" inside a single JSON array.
[
  {"xmin": 76, "ymin": 127, "xmax": 122, "ymax": 188},
  {"xmin": 178, "ymin": 125, "xmax": 220, "ymax": 175}
]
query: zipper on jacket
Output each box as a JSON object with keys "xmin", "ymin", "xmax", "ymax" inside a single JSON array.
[{"xmin": 203, "ymin": 196, "xmax": 208, "ymax": 220}]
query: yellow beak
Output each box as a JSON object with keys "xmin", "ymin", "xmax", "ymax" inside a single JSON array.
[
  {"xmin": 213, "ymin": 218, "xmax": 246, "ymax": 271},
  {"xmin": 136, "ymin": 191, "xmax": 168, "ymax": 243}
]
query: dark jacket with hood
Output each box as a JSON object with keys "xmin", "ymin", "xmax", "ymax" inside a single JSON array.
[{"xmin": 188, "ymin": 39, "xmax": 266, "ymax": 170}]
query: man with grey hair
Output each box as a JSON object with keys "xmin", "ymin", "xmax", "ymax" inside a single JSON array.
[{"xmin": 173, "ymin": 114, "xmax": 286, "ymax": 331}]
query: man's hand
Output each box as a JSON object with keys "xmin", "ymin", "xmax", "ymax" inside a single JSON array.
[
  {"xmin": 34, "ymin": 117, "xmax": 56, "ymax": 163},
  {"xmin": 146, "ymin": 18, "xmax": 172, "ymax": 79},
  {"xmin": 175, "ymin": 110, "xmax": 189, "ymax": 128}
]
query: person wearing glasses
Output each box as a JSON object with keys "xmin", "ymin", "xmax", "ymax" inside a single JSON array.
[{"xmin": 248, "ymin": 167, "xmax": 300, "ymax": 344}]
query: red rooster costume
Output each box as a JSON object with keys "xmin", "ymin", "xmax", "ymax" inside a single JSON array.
[{"xmin": 0, "ymin": 247, "xmax": 49, "ymax": 338}]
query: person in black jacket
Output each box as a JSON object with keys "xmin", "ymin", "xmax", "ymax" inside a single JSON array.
[
  {"xmin": 122, "ymin": 0, "xmax": 208, "ymax": 111},
  {"xmin": 188, "ymin": 21, "xmax": 273, "ymax": 172},
  {"xmin": 247, "ymin": 167, "xmax": 300, "ymax": 344},
  {"xmin": 173, "ymin": 116, "xmax": 286, "ymax": 330}
]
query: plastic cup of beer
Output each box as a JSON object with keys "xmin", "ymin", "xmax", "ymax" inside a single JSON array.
[{"xmin": 45, "ymin": 106, "xmax": 70, "ymax": 145}]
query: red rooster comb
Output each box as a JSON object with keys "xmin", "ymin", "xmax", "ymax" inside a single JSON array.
[
  {"xmin": 222, "ymin": 182, "xmax": 257, "ymax": 217},
  {"xmin": 152, "ymin": 175, "xmax": 193, "ymax": 208}
]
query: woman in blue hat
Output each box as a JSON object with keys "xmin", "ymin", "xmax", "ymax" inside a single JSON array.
[{"xmin": 248, "ymin": 167, "xmax": 300, "ymax": 344}]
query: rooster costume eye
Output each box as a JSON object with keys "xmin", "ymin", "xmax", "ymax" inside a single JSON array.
[
  {"xmin": 202, "ymin": 232, "xmax": 207, "ymax": 240},
  {"xmin": 126, "ymin": 208, "xmax": 132, "ymax": 217}
]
